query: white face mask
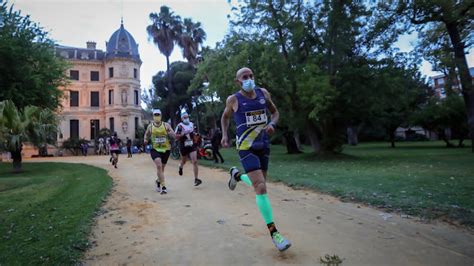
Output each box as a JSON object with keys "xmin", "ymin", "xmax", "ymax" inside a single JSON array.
[
  {"xmin": 242, "ymin": 79, "xmax": 255, "ymax": 92},
  {"xmin": 183, "ymin": 118, "xmax": 190, "ymax": 125}
]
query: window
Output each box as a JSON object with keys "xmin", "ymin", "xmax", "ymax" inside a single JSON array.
[
  {"xmin": 109, "ymin": 117, "xmax": 115, "ymax": 133},
  {"xmin": 91, "ymin": 91, "xmax": 99, "ymax": 107},
  {"xmin": 91, "ymin": 71, "xmax": 99, "ymax": 81},
  {"xmin": 70, "ymin": 70, "xmax": 79, "ymax": 80},
  {"xmin": 134, "ymin": 90, "xmax": 139, "ymax": 105},
  {"xmin": 90, "ymin": 120, "xmax": 100, "ymax": 140},
  {"xmin": 134, "ymin": 68, "xmax": 137, "ymax": 79},
  {"xmin": 70, "ymin": 91, "xmax": 79, "ymax": 107},
  {"xmin": 109, "ymin": 67, "xmax": 114, "ymax": 78},
  {"xmin": 108, "ymin": 90, "xmax": 114, "ymax": 105},
  {"xmin": 70, "ymin": 119, "xmax": 79, "ymax": 139},
  {"xmin": 134, "ymin": 117, "xmax": 139, "ymax": 138}
]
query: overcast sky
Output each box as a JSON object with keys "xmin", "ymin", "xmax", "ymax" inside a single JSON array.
[{"xmin": 10, "ymin": 0, "xmax": 474, "ymax": 91}]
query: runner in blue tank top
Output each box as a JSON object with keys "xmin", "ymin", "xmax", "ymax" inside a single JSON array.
[{"xmin": 221, "ymin": 67, "xmax": 291, "ymax": 251}]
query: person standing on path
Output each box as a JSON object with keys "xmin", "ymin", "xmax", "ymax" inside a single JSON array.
[
  {"xmin": 126, "ymin": 137, "xmax": 132, "ymax": 158},
  {"xmin": 221, "ymin": 67, "xmax": 291, "ymax": 251},
  {"xmin": 109, "ymin": 132, "xmax": 121, "ymax": 168},
  {"xmin": 211, "ymin": 127, "xmax": 224, "ymax": 163},
  {"xmin": 175, "ymin": 110, "xmax": 203, "ymax": 187},
  {"xmin": 144, "ymin": 109, "xmax": 175, "ymax": 194}
]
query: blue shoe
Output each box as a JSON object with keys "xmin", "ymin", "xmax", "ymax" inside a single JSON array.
[
  {"xmin": 228, "ymin": 167, "xmax": 239, "ymax": 191},
  {"xmin": 272, "ymin": 232, "xmax": 291, "ymax": 251}
]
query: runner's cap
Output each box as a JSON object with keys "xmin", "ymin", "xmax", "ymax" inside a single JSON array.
[{"xmin": 153, "ymin": 108, "xmax": 161, "ymax": 115}]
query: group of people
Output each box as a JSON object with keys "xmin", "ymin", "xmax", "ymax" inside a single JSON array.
[{"xmin": 143, "ymin": 67, "xmax": 291, "ymax": 251}]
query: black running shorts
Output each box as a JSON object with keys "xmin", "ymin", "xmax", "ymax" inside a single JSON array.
[{"xmin": 150, "ymin": 149, "xmax": 171, "ymax": 164}]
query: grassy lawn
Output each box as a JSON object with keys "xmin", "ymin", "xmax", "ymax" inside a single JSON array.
[
  {"xmin": 200, "ymin": 141, "xmax": 474, "ymax": 227},
  {"xmin": 0, "ymin": 162, "xmax": 112, "ymax": 264}
]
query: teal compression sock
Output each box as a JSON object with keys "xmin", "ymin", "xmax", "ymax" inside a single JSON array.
[
  {"xmin": 239, "ymin": 174, "xmax": 252, "ymax": 187},
  {"xmin": 256, "ymin": 194, "xmax": 273, "ymax": 224}
]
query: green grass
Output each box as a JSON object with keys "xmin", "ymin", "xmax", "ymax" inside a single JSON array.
[
  {"xmin": 0, "ymin": 162, "xmax": 112, "ymax": 264},
  {"xmin": 200, "ymin": 141, "xmax": 474, "ymax": 226}
]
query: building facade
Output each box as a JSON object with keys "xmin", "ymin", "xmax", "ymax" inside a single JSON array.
[
  {"xmin": 55, "ymin": 22, "xmax": 143, "ymax": 143},
  {"xmin": 431, "ymin": 67, "xmax": 474, "ymax": 99}
]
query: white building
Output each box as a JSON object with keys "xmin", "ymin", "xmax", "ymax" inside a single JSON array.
[{"xmin": 55, "ymin": 22, "xmax": 143, "ymax": 143}]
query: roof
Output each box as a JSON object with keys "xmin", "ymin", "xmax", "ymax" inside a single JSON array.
[
  {"xmin": 55, "ymin": 45, "xmax": 105, "ymax": 61},
  {"xmin": 105, "ymin": 22, "xmax": 140, "ymax": 61}
]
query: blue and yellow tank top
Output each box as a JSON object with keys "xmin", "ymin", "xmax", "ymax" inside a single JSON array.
[
  {"xmin": 233, "ymin": 88, "xmax": 270, "ymax": 151},
  {"xmin": 151, "ymin": 122, "xmax": 171, "ymax": 152}
]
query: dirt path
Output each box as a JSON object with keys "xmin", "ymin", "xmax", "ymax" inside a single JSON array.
[{"xmin": 28, "ymin": 154, "xmax": 474, "ymax": 265}]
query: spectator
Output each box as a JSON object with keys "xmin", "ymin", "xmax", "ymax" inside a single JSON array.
[{"xmin": 211, "ymin": 127, "xmax": 224, "ymax": 163}]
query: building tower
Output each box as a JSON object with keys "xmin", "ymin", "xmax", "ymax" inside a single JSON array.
[{"xmin": 104, "ymin": 21, "xmax": 142, "ymax": 140}]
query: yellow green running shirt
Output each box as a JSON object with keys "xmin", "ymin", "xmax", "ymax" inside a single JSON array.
[{"xmin": 151, "ymin": 122, "xmax": 170, "ymax": 152}]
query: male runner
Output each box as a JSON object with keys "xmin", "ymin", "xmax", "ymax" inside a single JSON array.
[
  {"xmin": 144, "ymin": 108, "xmax": 175, "ymax": 194},
  {"xmin": 221, "ymin": 67, "xmax": 291, "ymax": 251},
  {"xmin": 175, "ymin": 110, "xmax": 202, "ymax": 186}
]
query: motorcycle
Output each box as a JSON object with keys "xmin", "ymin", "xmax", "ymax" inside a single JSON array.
[{"xmin": 197, "ymin": 139, "xmax": 214, "ymax": 160}]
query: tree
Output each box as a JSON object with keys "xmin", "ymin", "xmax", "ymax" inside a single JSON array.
[
  {"xmin": 147, "ymin": 6, "xmax": 181, "ymax": 126},
  {"xmin": 177, "ymin": 18, "xmax": 207, "ymax": 66},
  {"xmin": 0, "ymin": 100, "xmax": 35, "ymax": 172},
  {"xmin": 0, "ymin": 2, "xmax": 68, "ymax": 110},
  {"xmin": 383, "ymin": 0, "xmax": 473, "ymax": 151},
  {"xmin": 151, "ymin": 61, "xmax": 195, "ymax": 125},
  {"xmin": 28, "ymin": 107, "xmax": 60, "ymax": 156}
]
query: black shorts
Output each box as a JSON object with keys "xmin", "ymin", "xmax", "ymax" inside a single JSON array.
[
  {"xmin": 179, "ymin": 146, "xmax": 196, "ymax": 157},
  {"xmin": 150, "ymin": 149, "xmax": 170, "ymax": 164}
]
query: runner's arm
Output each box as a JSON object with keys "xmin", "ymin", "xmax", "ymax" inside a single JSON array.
[
  {"xmin": 221, "ymin": 95, "xmax": 237, "ymax": 148},
  {"xmin": 261, "ymin": 88, "xmax": 279, "ymax": 133},
  {"xmin": 165, "ymin": 123, "xmax": 176, "ymax": 139},
  {"xmin": 143, "ymin": 124, "xmax": 151, "ymax": 144}
]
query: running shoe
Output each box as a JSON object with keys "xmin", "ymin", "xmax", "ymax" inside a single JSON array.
[
  {"xmin": 178, "ymin": 165, "xmax": 183, "ymax": 176},
  {"xmin": 272, "ymin": 232, "xmax": 291, "ymax": 251},
  {"xmin": 161, "ymin": 186, "xmax": 167, "ymax": 195},
  {"xmin": 155, "ymin": 180, "xmax": 161, "ymax": 193},
  {"xmin": 228, "ymin": 167, "xmax": 239, "ymax": 191},
  {"xmin": 194, "ymin": 178, "xmax": 202, "ymax": 186}
]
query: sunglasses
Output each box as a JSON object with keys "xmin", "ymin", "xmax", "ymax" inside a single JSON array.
[
  {"xmin": 153, "ymin": 114, "xmax": 161, "ymax": 116},
  {"xmin": 241, "ymin": 74, "xmax": 254, "ymax": 80}
]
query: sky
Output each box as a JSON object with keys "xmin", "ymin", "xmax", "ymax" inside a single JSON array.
[{"xmin": 10, "ymin": 0, "xmax": 474, "ymax": 90}]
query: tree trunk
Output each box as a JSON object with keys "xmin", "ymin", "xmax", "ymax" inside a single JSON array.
[
  {"xmin": 439, "ymin": 129, "xmax": 454, "ymax": 147},
  {"xmin": 283, "ymin": 130, "xmax": 302, "ymax": 154},
  {"xmin": 305, "ymin": 122, "xmax": 321, "ymax": 153},
  {"xmin": 347, "ymin": 126, "xmax": 359, "ymax": 146},
  {"xmin": 10, "ymin": 148, "xmax": 22, "ymax": 173},
  {"xmin": 389, "ymin": 130, "xmax": 395, "ymax": 148},
  {"xmin": 293, "ymin": 129, "xmax": 302, "ymax": 151},
  {"xmin": 445, "ymin": 22, "xmax": 474, "ymax": 152},
  {"xmin": 166, "ymin": 55, "xmax": 176, "ymax": 127}
]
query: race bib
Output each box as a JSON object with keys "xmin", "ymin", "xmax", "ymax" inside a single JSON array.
[
  {"xmin": 184, "ymin": 139, "xmax": 194, "ymax": 147},
  {"xmin": 154, "ymin": 137, "xmax": 166, "ymax": 144},
  {"xmin": 245, "ymin": 109, "xmax": 267, "ymax": 126}
]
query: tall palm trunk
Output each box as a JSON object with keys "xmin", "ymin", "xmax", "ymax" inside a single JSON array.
[
  {"xmin": 166, "ymin": 55, "xmax": 176, "ymax": 127},
  {"xmin": 10, "ymin": 147, "xmax": 22, "ymax": 173}
]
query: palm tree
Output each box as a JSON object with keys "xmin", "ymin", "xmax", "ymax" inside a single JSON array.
[
  {"xmin": 0, "ymin": 100, "xmax": 37, "ymax": 172},
  {"xmin": 177, "ymin": 18, "xmax": 207, "ymax": 66},
  {"xmin": 28, "ymin": 108, "xmax": 60, "ymax": 156},
  {"xmin": 147, "ymin": 6, "xmax": 181, "ymax": 126}
]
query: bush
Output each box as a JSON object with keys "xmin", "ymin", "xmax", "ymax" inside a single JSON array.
[{"xmin": 61, "ymin": 138, "xmax": 89, "ymax": 156}]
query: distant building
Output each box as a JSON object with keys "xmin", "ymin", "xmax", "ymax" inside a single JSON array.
[
  {"xmin": 55, "ymin": 22, "xmax": 143, "ymax": 143},
  {"xmin": 431, "ymin": 67, "xmax": 474, "ymax": 99}
]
